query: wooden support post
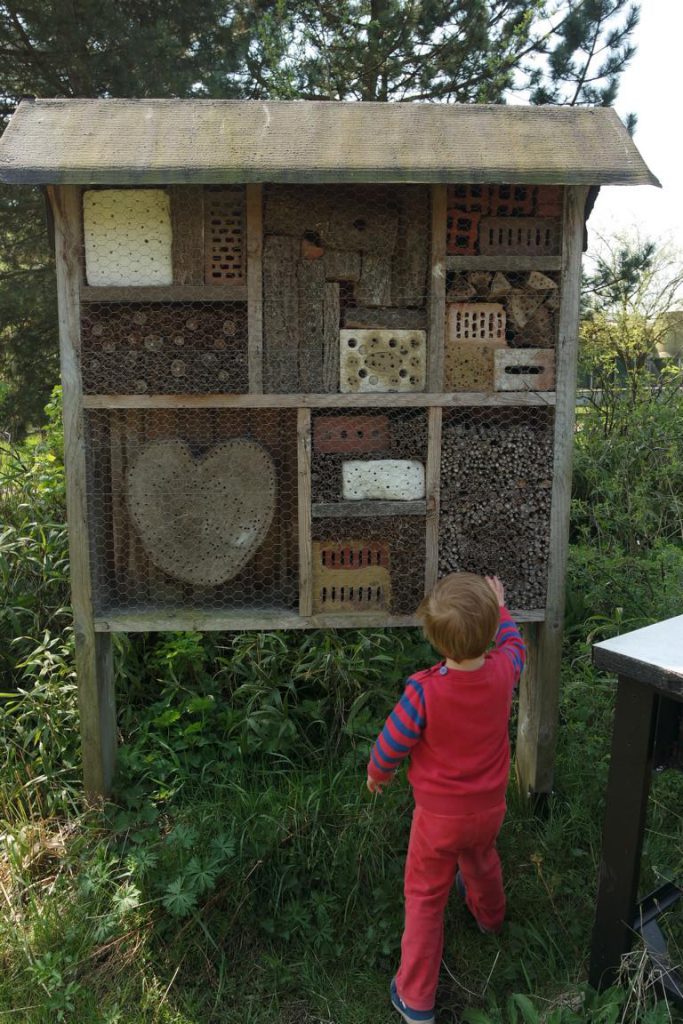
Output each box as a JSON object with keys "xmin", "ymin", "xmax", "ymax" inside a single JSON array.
[
  {"xmin": 49, "ymin": 184, "xmax": 117, "ymax": 799},
  {"xmin": 297, "ymin": 408, "xmax": 313, "ymax": 617},
  {"xmin": 428, "ymin": 185, "xmax": 447, "ymax": 392},
  {"xmin": 516, "ymin": 185, "xmax": 589, "ymax": 796},
  {"xmin": 246, "ymin": 183, "xmax": 263, "ymax": 393},
  {"xmin": 424, "ymin": 406, "xmax": 442, "ymax": 595}
]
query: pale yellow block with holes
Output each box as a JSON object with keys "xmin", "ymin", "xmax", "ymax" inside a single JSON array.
[
  {"xmin": 339, "ymin": 329, "xmax": 426, "ymax": 393},
  {"xmin": 83, "ymin": 188, "xmax": 173, "ymax": 286}
]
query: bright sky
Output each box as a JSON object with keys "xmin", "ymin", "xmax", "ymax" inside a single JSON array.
[{"xmin": 588, "ymin": 0, "xmax": 682, "ymax": 248}]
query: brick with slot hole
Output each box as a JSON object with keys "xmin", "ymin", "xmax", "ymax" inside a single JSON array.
[
  {"xmin": 447, "ymin": 303, "xmax": 506, "ymax": 343},
  {"xmin": 493, "ymin": 348, "xmax": 556, "ymax": 391},
  {"xmin": 318, "ymin": 540, "xmax": 389, "ymax": 570},
  {"xmin": 314, "ymin": 415, "xmax": 390, "ymax": 454}
]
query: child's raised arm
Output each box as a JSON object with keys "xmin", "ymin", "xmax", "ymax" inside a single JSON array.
[{"xmin": 366, "ymin": 677, "xmax": 426, "ymax": 793}]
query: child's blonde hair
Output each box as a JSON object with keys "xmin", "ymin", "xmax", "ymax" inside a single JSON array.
[{"xmin": 417, "ymin": 573, "xmax": 499, "ymax": 662}]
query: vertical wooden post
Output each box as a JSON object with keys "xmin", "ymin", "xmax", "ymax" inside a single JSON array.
[
  {"xmin": 49, "ymin": 184, "xmax": 116, "ymax": 799},
  {"xmin": 297, "ymin": 407, "xmax": 313, "ymax": 617},
  {"xmin": 516, "ymin": 185, "xmax": 589, "ymax": 795},
  {"xmin": 246, "ymin": 183, "xmax": 264, "ymax": 393},
  {"xmin": 427, "ymin": 185, "xmax": 447, "ymax": 393},
  {"xmin": 424, "ymin": 406, "xmax": 442, "ymax": 595}
]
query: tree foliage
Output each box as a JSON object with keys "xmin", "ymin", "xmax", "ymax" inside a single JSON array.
[{"xmin": 0, "ymin": 0, "xmax": 640, "ymax": 434}]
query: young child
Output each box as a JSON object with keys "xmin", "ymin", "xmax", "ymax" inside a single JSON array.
[{"xmin": 366, "ymin": 573, "xmax": 526, "ymax": 1024}]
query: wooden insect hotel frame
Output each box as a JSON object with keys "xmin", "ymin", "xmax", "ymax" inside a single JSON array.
[{"xmin": 0, "ymin": 99, "xmax": 658, "ymax": 797}]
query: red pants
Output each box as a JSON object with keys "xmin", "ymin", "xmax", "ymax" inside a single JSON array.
[{"xmin": 395, "ymin": 802, "xmax": 507, "ymax": 1011}]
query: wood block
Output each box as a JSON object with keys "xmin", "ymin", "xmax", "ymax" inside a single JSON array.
[
  {"xmin": 322, "ymin": 281, "xmax": 341, "ymax": 392},
  {"xmin": 342, "ymin": 307, "xmax": 427, "ymax": 330},
  {"xmin": 447, "ymin": 303, "xmax": 506, "ymax": 343},
  {"xmin": 444, "ymin": 339, "xmax": 506, "ymax": 391},
  {"xmin": 323, "ymin": 248, "xmax": 361, "ymax": 281},
  {"xmin": 527, "ymin": 271, "xmax": 558, "ymax": 291},
  {"xmin": 314, "ymin": 414, "xmax": 390, "ymax": 454},
  {"xmin": 356, "ymin": 254, "xmax": 392, "ymax": 306},
  {"xmin": 494, "ymin": 348, "xmax": 556, "ymax": 391},
  {"xmin": 297, "ymin": 258, "xmax": 325, "ymax": 390},
  {"xmin": 340, "ymin": 329, "xmax": 426, "ymax": 393},
  {"xmin": 263, "ymin": 235, "xmax": 299, "ymax": 390},
  {"xmin": 391, "ymin": 186, "xmax": 429, "ymax": 306}
]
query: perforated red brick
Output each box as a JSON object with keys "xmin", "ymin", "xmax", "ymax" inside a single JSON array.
[
  {"xmin": 446, "ymin": 185, "xmax": 491, "ymax": 214},
  {"xmin": 318, "ymin": 541, "xmax": 389, "ymax": 570},
  {"xmin": 314, "ymin": 415, "xmax": 390, "ymax": 454},
  {"xmin": 479, "ymin": 218, "xmax": 560, "ymax": 256},
  {"xmin": 446, "ymin": 211, "xmax": 480, "ymax": 255},
  {"xmin": 205, "ymin": 186, "xmax": 246, "ymax": 284},
  {"xmin": 536, "ymin": 186, "xmax": 564, "ymax": 218},
  {"xmin": 490, "ymin": 184, "xmax": 535, "ymax": 217}
]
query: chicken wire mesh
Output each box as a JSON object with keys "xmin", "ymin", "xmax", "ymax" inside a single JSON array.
[
  {"xmin": 81, "ymin": 302, "xmax": 248, "ymax": 394},
  {"xmin": 439, "ymin": 406, "xmax": 554, "ymax": 610},
  {"xmin": 262, "ymin": 183, "xmax": 430, "ymax": 393},
  {"xmin": 73, "ymin": 181, "xmax": 565, "ymax": 623},
  {"xmin": 85, "ymin": 408, "xmax": 298, "ymax": 615}
]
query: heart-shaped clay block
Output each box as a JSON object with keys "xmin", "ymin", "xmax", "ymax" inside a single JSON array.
[{"xmin": 127, "ymin": 439, "xmax": 277, "ymax": 587}]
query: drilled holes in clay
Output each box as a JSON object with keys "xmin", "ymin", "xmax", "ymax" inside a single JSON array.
[{"xmin": 340, "ymin": 329, "xmax": 426, "ymax": 393}]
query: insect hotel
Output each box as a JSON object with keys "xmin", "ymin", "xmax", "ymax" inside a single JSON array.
[{"xmin": 0, "ymin": 99, "xmax": 657, "ymax": 797}]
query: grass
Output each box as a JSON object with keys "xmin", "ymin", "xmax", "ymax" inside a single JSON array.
[{"xmin": 0, "ymin": 641, "xmax": 681, "ymax": 1023}]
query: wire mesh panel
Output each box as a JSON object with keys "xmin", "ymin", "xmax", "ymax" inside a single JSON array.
[
  {"xmin": 262, "ymin": 184, "xmax": 430, "ymax": 392},
  {"xmin": 80, "ymin": 302, "xmax": 248, "ymax": 394},
  {"xmin": 444, "ymin": 270, "xmax": 560, "ymax": 391},
  {"xmin": 85, "ymin": 408, "xmax": 298, "ymax": 616},
  {"xmin": 446, "ymin": 184, "xmax": 563, "ymax": 257},
  {"xmin": 311, "ymin": 408, "xmax": 428, "ymax": 503},
  {"xmin": 439, "ymin": 407, "xmax": 554, "ymax": 610},
  {"xmin": 72, "ymin": 180, "xmax": 571, "ymax": 627}
]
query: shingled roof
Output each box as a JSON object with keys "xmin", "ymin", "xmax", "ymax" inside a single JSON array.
[{"xmin": 0, "ymin": 98, "xmax": 659, "ymax": 187}]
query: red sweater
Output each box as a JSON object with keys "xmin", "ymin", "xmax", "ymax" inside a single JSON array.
[{"xmin": 367, "ymin": 609, "xmax": 525, "ymax": 814}]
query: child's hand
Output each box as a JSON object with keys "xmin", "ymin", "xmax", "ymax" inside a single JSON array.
[
  {"xmin": 367, "ymin": 775, "xmax": 386, "ymax": 795},
  {"xmin": 485, "ymin": 575, "xmax": 505, "ymax": 606}
]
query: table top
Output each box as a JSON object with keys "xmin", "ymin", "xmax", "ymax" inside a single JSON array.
[{"xmin": 593, "ymin": 615, "xmax": 683, "ymax": 696}]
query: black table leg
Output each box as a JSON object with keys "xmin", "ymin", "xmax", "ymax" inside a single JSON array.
[{"xmin": 589, "ymin": 675, "xmax": 658, "ymax": 991}]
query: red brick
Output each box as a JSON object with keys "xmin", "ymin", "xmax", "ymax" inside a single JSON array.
[{"xmin": 314, "ymin": 414, "xmax": 390, "ymax": 454}]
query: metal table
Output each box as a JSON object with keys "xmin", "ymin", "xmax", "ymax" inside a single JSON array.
[{"xmin": 589, "ymin": 615, "xmax": 683, "ymax": 1001}]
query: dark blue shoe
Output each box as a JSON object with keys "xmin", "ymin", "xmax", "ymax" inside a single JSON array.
[
  {"xmin": 455, "ymin": 870, "xmax": 501, "ymax": 936},
  {"xmin": 390, "ymin": 977, "xmax": 435, "ymax": 1024}
]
